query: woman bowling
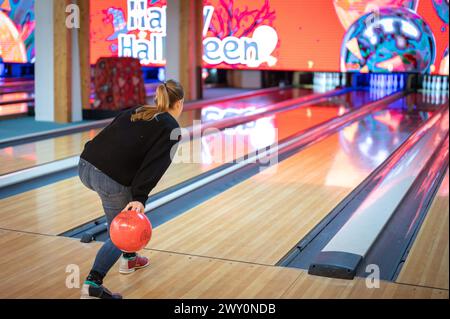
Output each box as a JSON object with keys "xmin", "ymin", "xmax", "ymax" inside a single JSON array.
[{"xmin": 78, "ymin": 80, "xmax": 184, "ymax": 299}]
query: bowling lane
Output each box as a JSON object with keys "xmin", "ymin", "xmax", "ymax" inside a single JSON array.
[
  {"xmin": 0, "ymin": 86, "xmax": 33, "ymax": 95},
  {"xmin": 0, "ymin": 92, "xmax": 34, "ymax": 105},
  {"xmin": 149, "ymin": 93, "xmax": 438, "ymax": 265},
  {"xmin": 0, "ymin": 78, "xmax": 34, "ymax": 90},
  {"xmin": 0, "ymin": 101, "xmax": 29, "ymax": 118},
  {"xmin": 0, "ymin": 83, "xmax": 34, "ymax": 117},
  {"xmin": 0, "ymin": 90, "xmax": 370, "ymax": 235},
  {"xmin": 0, "ymin": 88, "xmax": 311, "ymax": 176}
]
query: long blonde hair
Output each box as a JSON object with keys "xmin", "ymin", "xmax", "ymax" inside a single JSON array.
[{"xmin": 131, "ymin": 79, "xmax": 184, "ymax": 122}]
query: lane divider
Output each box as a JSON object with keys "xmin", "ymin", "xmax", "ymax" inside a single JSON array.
[
  {"xmin": 308, "ymin": 104, "xmax": 449, "ymax": 280},
  {"xmin": 369, "ymin": 135, "xmax": 449, "ymax": 281},
  {"xmin": 0, "ymin": 157, "xmax": 80, "ymax": 189}
]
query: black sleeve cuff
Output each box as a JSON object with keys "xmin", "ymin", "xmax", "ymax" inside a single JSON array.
[{"xmin": 132, "ymin": 195, "xmax": 148, "ymax": 207}]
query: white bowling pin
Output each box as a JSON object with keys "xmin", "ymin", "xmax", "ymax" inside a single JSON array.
[
  {"xmin": 436, "ymin": 76, "xmax": 442, "ymax": 92},
  {"xmin": 387, "ymin": 75, "xmax": 392, "ymax": 88}
]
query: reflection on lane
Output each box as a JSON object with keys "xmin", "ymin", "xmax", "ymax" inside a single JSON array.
[
  {"xmin": 198, "ymin": 90, "xmax": 375, "ymax": 165},
  {"xmin": 0, "ymin": 92, "xmax": 33, "ymax": 117},
  {"xmin": 200, "ymin": 89, "xmax": 379, "ymax": 124},
  {"xmin": 178, "ymin": 88, "xmax": 311, "ymax": 126},
  {"xmin": 438, "ymin": 171, "xmax": 449, "ymax": 197},
  {"xmin": 0, "ymin": 92, "xmax": 33, "ymax": 103},
  {"xmin": 0, "ymin": 103, "xmax": 28, "ymax": 117},
  {"xmin": 324, "ymin": 94, "xmax": 440, "ymax": 189}
]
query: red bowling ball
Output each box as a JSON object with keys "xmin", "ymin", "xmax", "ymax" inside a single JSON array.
[{"xmin": 110, "ymin": 210, "xmax": 152, "ymax": 253}]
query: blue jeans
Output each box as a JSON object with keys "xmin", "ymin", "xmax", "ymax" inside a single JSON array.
[{"xmin": 78, "ymin": 158, "xmax": 132, "ymax": 277}]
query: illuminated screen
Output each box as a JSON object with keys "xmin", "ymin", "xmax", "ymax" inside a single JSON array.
[
  {"xmin": 90, "ymin": 0, "xmax": 449, "ymax": 74},
  {"xmin": 0, "ymin": 0, "xmax": 35, "ymax": 63}
]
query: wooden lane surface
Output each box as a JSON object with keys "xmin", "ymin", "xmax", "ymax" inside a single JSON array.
[
  {"xmin": 0, "ymin": 105, "xmax": 339, "ymax": 235},
  {"xmin": 0, "ymin": 229, "xmax": 446, "ymax": 299},
  {"xmin": 149, "ymin": 108, "xmax": 425, "ymax": 265},
  {"xmin": 396, "ymin": 170, "xmax": 449, "ymax": 290},
  {"xmin": 281, "ymin": 272, "xmax": 448, "ymax": 299}
]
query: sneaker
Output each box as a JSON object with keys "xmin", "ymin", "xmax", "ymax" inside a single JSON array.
[
  {"xmin": 80, "ymin": 283, "xmax": 122, "ymax": 299},
  {"xmin": 119, "ymin": 254, "xmax": 150, "ymax": 274}
]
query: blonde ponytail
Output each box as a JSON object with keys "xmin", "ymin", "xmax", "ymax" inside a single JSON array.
[
  {"xmin": 155, "ymin": 83, "xmax": 170, "ymax": 113},
  {"xmin": 131, "ymin": 80, "xmax": 184, "ymax": 122}
]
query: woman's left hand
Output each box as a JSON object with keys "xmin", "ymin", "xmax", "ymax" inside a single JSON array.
[{"xmin": 124, "ymin": 201, "xmax": 145, "ymax": 213}]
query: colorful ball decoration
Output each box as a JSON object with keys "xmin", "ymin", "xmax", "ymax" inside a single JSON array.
[
  {"xmin": 0, "ymin": 11, "xmax": 27, "ymax": 63},
  {"xmin": 333, "ymin": 0, "xmax": 418, "ymax": 30},
  {"xmin": 432, "ymin": 0, "xmax": 449, "ymax": 24},
  {"xmin": 340, "ymin": 7, "xmax": 436, "ymax": 73}
]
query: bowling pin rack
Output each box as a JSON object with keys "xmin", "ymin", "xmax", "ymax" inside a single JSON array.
[{"xmin": 292, "ymin": 71, "xmax": 449, "ymax": 95}]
